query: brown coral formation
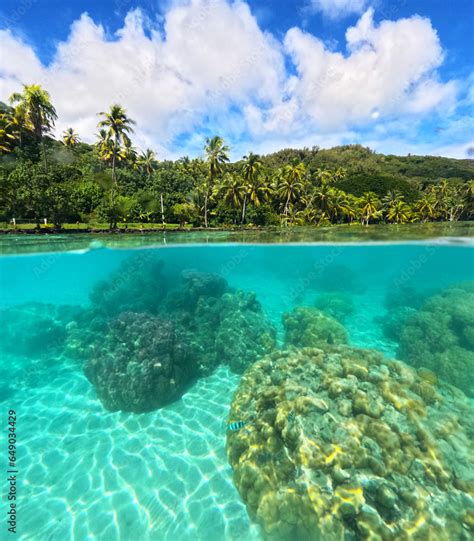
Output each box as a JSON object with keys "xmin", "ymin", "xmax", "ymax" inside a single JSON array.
[{"xmin": 226, "ymin": 346, "xmax": 474, "ymax": 541}]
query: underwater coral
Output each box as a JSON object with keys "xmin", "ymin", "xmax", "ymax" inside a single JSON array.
[
  {"xmin": 397, "ymin": 282, "xmax": 474, "ymax": 397},
  {"xmin": 314, "ymin": 292, "xmax": 354, "ymax": 322},
  {"xmin": 82, "ymin": 259, "xmax": 276, "ymax": 411},
  {"xmin": 378, "ymin": 285, "xmax": 427, "ymax": 342},
  {"xmin": 0, "ymin": 302, "xmax": 82, "ymax": 355},
  {"xmin": 227, "ymin": 346, "xmax": 474, "ymax": 541},
  {"xmin": 89, "ymin": 255, "xmax": 170, "ymax": 316},
  {"xmin": 378, "ymin": 306, "xmax": 418, "ymax": 343},
  {"xmin": 283, "ymin": 307, "xmax": 348, "ymax": 348},
  {"xmin": 384, "ymin": 285, "xmax": 426, "ymax": 311},
  {"xmin": 84, "ymin": 311, "xmax": 200, "ymax": 412}
]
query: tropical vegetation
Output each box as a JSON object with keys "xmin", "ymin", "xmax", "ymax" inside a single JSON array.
[{"xmin": 1, "ymin": 84, "xmax": 473, "ymax": 230}]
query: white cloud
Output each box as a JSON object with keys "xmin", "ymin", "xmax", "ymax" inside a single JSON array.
[
  {"xmin": 0, "ymin": 1, "xmax": 467, "ymax": 159},
  {"xmin": 0, "ymin": 1, "xmax": 285, "ymax": 157},
  {"xmin": 281, "ymin": 8, "xmax": 457, "ymax": 132},
  {"xmin": 308, "ymin": 0, "xmax": 370, "ymax": 20}
]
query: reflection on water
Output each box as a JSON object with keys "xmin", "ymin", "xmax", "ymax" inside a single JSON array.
[
  {"xmin": 1, "ymin": 221, "xmax": 474, "ymax": 255},
  {"xmin": 0, "ymin": 241, "xmax": 473, "ymax": 540}
]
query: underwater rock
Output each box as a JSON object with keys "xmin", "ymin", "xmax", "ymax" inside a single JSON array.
[
  {"xmin": 226, "ymin": 346, "xmax": 474, "ymax": 541},
  {"xmin": 314, "ymin": 292, "xmax": 354, "ymax": 323},
  {"xmin": 70, "ymin": 261, "xmax": 276, "ymax": 379},
  {"xmin": 0, "ymin": 302, "xmax": 82, "ymax": 356},
  {"xmin": 84, "ymin": 269, "xmax": 277, "ymax": 411},
  {"xmin": 397, "ymin": 282, "xmax": 474, "ymax": 397},
  {"xmin": 84, "ymin": 311, "xmax": 200, "ymax": 412},
  {"xmin": 378, "ymin": 286, "xmax": 427, "ymax": 342},
  {"xmin": 377, "ymin": 305, "xmax": 417, "ymax": 342},
  {"xmin": 163, "ymin": 271, "xmax": 276, "ymax": 374},
  {"xmin": 89, "ymin": 255, "xmax": 169, "ymax": 316},
  {"xmin": 213, "ymin": 291, "xmax": 277, "ymax": 373},
  {"xmin": 283, "ymin": 307, "xmax": 348, "ymax": 348}
]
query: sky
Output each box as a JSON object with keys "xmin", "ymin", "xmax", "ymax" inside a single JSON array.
[{"xmin": 0, "ymin": 0, "xmax": 473, "ymax": 160}]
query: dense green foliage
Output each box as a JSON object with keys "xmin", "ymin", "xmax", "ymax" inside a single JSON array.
[{"xmin": 1, "ymin": 85, "xmax": 473, "ymax": 229}]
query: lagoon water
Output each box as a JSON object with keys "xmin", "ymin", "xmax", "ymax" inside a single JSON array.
[{"xmin": 0, "ymin": 234, "xmax": 473, "ymax": 540}]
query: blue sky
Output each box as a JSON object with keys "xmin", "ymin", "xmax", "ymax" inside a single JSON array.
[{"xmin": 0, "ymin": 0, "xmax": 473, "ymax": 159}]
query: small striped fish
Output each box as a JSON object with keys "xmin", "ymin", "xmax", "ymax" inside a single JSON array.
[
  {"xmin": 227, "ymin": 420, "xmax": 248, "ymax": 431},
  {"xmin": 288, "ymin": 409, "xmax": 296, "ymax": 423}
]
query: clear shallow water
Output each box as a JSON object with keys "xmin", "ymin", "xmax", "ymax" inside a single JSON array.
[
  {"xmin": 1, "ymin": 221, "xmax": 473, "ymax": 255},
  {"xmin": 1, "ymin": 240, "xmax": 473, "ymax": 540}
]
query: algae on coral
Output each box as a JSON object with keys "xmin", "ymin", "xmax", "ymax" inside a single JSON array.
[{"xmin": 227, "ymin": 346, "xmax": 474, "ymax": 541}]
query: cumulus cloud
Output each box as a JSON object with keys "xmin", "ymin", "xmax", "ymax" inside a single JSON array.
[
  {"xmin": 0, "ymin": 1, "xmax": 466, "ymax": 158},
  {"xmin": 0, "ymin": 0, "xmax": 284, "ymax": 155},
  {"xmin": 308, "ymin": 0, "xmax": 370, "ymax": 20},
  {"xmin": 281, "ymin": 8, "xmax": 457, "ymax": 132}
]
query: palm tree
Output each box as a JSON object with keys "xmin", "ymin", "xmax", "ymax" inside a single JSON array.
[
  {"xmin": 443, "ymin": 187, "xmax": 465, "ymax": 222},
  {"xmin": 344, "ymin": 193, "xmax": 360, "ymax": 223},
  {"xmin": 382, "ymin": 190, "xmax": 409, "ymax": 223},
  {"xmin": 96, "ymin": 128, "xmax": 114, "ymax": 166},
  {"xmin": 359, "ymin": 192, "xmax": 381, "ymax": 226},
  {"xmin": 313, "ymin": 182, "xmax": 331, "ymax": 216},
  {"xmin": 204, "ymin": 136, "xmax": 229, "ymax": 227},
  {"xmin": 463, "ymin": 180, "xmax": 474, "ymax": 219},
  {"xmin": 62, "ymin": 128, "xmax": 80, "ymax": 149},
  {"xmin": 275, "ymin": 162, "xmax": 306, "ymax": 225},
  {"xmin": 214, "ymin": 173, "xmax": 246, "ymax": 222},
  {"xmin": 241, "ymin": 152, "xmax": 263, "ymax": 224},
  {"xmin": 326, "ymin": 188, "xmax": 351, "ymax": 223},
  {"xmin": 0, "ymin": 107, "xmax": 25, "ymax": 150},
  {"xmin": 247, "ymin": 175, "xmax": 271, "ymax": 208},
  {"xmin": 9, "ymin": 84, "xmax": 57, "ymax": 169},
  {"xmin": 97, "ymin": 104, "xmax": 136, "ymax": 203},
  {"xmin": 386, "ymin": 200, "xmax": 412, "ymax": 223},
  {"xmin": 119, "ymin": 137, "xmax": 137, "ymax": 167},
  {"xmin": 9, "ymin": 84, "xmax": 57, "ymax": 140},
  {"xmin": 138, "ymin": 149, "xmax": 158, "ymax": 179},
  {"xmin": 415, "ymin": 192, "xmax": 437, "ymax": 222},
  {"xmin": 136, "ymin": 148, "xmax": 160, "ymax": 222},
  {"xmin": 315, "ymin": 167, "xmax": 346, "ymax": 185},
  {"xmin": 0, "ymin": 127, "xmax": 13, "ymax": 153},
  {"xmin": 0, "ymin": 112, "xmax": 20, "ymax": 153},
  {"xmin": 382, "ymin": 190, "xmax": 403, "ymax": 211}
]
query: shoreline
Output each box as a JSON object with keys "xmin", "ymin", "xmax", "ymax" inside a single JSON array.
[
  {"xmin": 0, "ymin": 226, "xmax": 250, "ymax": 235},
  {"xmin": 0, "ymin": 221, "xmax": 473, "ymax": 236}
]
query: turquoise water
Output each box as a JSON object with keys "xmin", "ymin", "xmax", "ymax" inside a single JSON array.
[{"xmin": 1, "ymin": 240, "xmax": 473, "ymax": 540}]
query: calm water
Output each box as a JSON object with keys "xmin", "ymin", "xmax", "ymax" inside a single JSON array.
[{"xmin": 0, "ymin": 238, "xmax": 473, "ymax": 540}]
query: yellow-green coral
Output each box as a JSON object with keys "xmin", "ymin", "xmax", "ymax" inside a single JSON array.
[
  {"xmin": 283, "ymin": 307, "xmax": 348, "ymax": 348},
  {"xmin": 397, "ymin": 282, "xmax": 474, "ymax": 397},
  {"xmin": 226, "ymin": 346, "xmax": 474, "ymax": 541}
]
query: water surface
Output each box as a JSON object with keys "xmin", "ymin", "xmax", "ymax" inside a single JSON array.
[{"xmin": 0, "ymin": 231, "xmax": 473, "ymax": 540}]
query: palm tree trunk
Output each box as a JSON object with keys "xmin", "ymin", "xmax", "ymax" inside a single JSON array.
[
  {"xmin": 283, "ymin": 193, "xmax": 291, "ymax": 227},
  {"xmin": 241, "ymin": 194, "xmax": 247, "ymax": 225},
  {"xmin": 110, "ymin": 136, "xmax": 118, "ymax": 211},
  {"xmin": 160, "ymin": 193, "xmax": 166, "ymax": 227},
  {"xmin": 204, "ymin": 193, "xmax": 208, "ymax": 228},
  {"xmin": 41, "ymin": 139, "xmax": 48, "ymax": 172}
]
